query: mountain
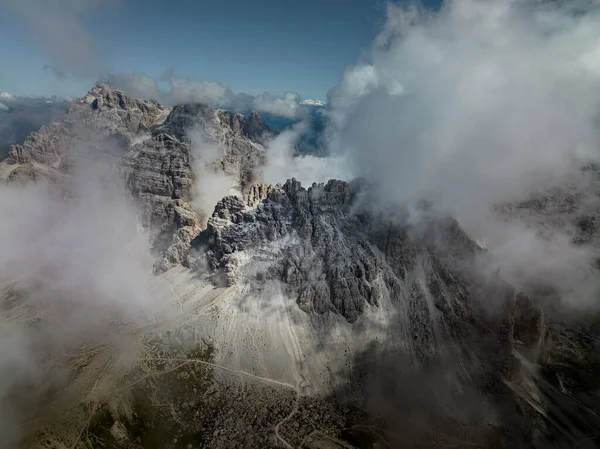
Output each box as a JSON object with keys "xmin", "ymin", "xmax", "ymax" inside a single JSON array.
[
  {"xmin": 2, "ymin": 84, "xmax": 600, "ymax": 449},
  {"xmin": 300, "ymin": 98, "xmax": 326, "ymax": 107},
  {"xmin": 0, "ymin": 94, "xmax": 70, "ymax": 159},
  {"xmin": 2, "ymin": 83, "xmax": 273, "ymax": 272}
]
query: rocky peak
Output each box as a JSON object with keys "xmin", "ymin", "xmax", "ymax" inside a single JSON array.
[
  {"xmin": 184, "ymin": 178, "xmax": 600, "ymax": 446},
  {"xmin": 192, "ymin": 178, "xmax": 485, "ymax": 323},
  {"xmin": 71, "ymin": 83, "xmax": 167, "ymax": 131},
  {"xmin": 246, "ymin": 182, "xmax": 276, "ymax": 206},
  {"xmin": 218, "ymin": 110, "xmax": 245, "ymax": 134},
  {"xmin": 153, "ymin": 104, "xmax": 215, "ymax": 141},
  {"xmin": 1, "ymin": 83, "xmax": 277, "ymax": 273},
  {"xmin": 119, "ymin": 103, "xmax": 275, "ymax": 272},
  {"xmin": 4, "ymin": 84, "xmax": 167, "ymax": 168},
  {"xmin": 242, "ymin": 111, "xmax": 271, "ymax": 142},
  {"xmin": 76, "ymin": 82, "xmax": 159, "ymax": 112}
]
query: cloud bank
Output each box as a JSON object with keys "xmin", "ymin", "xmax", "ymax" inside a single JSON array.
[{"xmin": 326, "ymin": 0, "xmax": 600, "ymax": 307}]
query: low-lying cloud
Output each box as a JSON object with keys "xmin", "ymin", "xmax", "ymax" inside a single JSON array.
[
  {"xmin": 0, "ymin": 138, "xmax": 171, "ymax": 446},
  {"xmin": 262, "ymin": 121, "xmax": 351, "ymax": 186},
  {"xmin": 187, "ymin": 126, "xmax": 237, "ymax": 222},
  {"xmin": 252, "ymin": 91, "xmax": 302, "ymax": 118}
]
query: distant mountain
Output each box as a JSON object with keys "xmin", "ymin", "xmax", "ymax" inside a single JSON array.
[
  {"xmin": 300, "ymin": 98, "xmax": 326, "ymax": 107},
  {"xmin": 0, "ymin": 94, "xmax": 70, "ymax": 159}
]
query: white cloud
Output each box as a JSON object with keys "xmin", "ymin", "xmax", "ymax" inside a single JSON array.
[
  {"xmin": 262, "ymin": 121, "xmax": 352, "ymax": 186},
  {"xmin": 103, "ymin": 72, "xmax": 161, "ymax": 101},
  {"xmin": 167, "ymin": 76, "xmax": 229, "ymax": 106},
  {"xmin": 252, "ymin": 91, "xmax": 302, "ymax": 118},
  {"xmin": 326, "ymin": 0, "xmax": 600, "ymax": 307},
  {"xmin": 187, "ymin": 126, "xmax": 237, "ymax": 222},
  {"xmin": 105, "ymin": 72, "xmax": 306, "ymax": 117}
]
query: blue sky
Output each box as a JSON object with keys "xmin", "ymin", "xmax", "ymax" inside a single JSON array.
[{"xmin": 0, "ymin": 0, "xmax": 394, "ymax": 100}]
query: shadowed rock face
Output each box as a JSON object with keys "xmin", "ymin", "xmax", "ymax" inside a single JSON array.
[
  {"xmin": 190, "ymin": 177, "xmax": 600, "ymax": 448},
  {"xmin": 242, "ymin": 111, "xmax": 272, "ymax": 143},
  {"xmin": 193, "ymin": 179, "xmax": 518, "ymax": 403},
  {"xmin": 194, "ymin": 178, "xmax": 485, "ymax": 324}
]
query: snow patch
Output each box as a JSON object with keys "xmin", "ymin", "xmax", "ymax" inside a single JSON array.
[{"xmin": 299, "ymin": 98, "xmax": 326, "ymax": 107}]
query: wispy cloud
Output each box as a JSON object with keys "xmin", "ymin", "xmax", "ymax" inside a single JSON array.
[
  {"xmin": 102, "ymin": 72, "xmax": 162, "ymax": 102},
  {"xmin": 0, "ymin": 141, "xmax": 171, "ymax": 445},
  {"xmin": 261, "ymin": 121, "xmax": 351, "ymax": 186},
  {"xmin": 3, "ymin": 0, "xmax": 118, "ymax": 77},
  {"xmin": 43, "ymin": 64, "xmax": 68, "ymax": 80},
  {"xmin": 187, "ymin": 126, "xmax": 237, "ymax": 223}
]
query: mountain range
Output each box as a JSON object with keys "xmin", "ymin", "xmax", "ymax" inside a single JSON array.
[
  {"xmin": 0, "ymin": 93, "xmax": 71, "ymax": 159},
  {"xmin": 0, "ymin": 91, "xmax": 327, "ymax": 160},
  {"xmin": 1, "ymin": 84, "xmax": 600, "ymax": 449}
]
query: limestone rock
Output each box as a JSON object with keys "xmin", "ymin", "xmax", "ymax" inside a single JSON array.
[
  {"xmin": 194, "ymin": 178, "xmax": 491, "ymax": 325},
  {"xmin": 1, "ymin": 84, "xmax": 273, "ymax": 272},
  {"xmin": 154, "ymin": 103, "xmax": 268, "ymax": 190},
  {"xmin": 6, "ymin": 83, "xmax": 167, "ymax": 167}
]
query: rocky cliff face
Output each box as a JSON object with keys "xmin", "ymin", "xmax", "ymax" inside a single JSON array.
[
  {"xmin": 4, "ymin": 83, "xmax": 168, "ymax": 169},
  {"xmin": 121, "ymin": 101, "xmax": 271, "ymax": 271},
  {"xmin": 151, "ymin": 103, "xmax": 269, "ymax": 189},
  {"xmin": 0, "ymin": 83, "xmax": 273, "ymax": 273},
  {"xmin": 185, "ymin": 177, "xmax": 600, "ymax": 448},
  {"xmin": 195, "ymin": 179, "xmax": 489, "ymax": 323}
]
